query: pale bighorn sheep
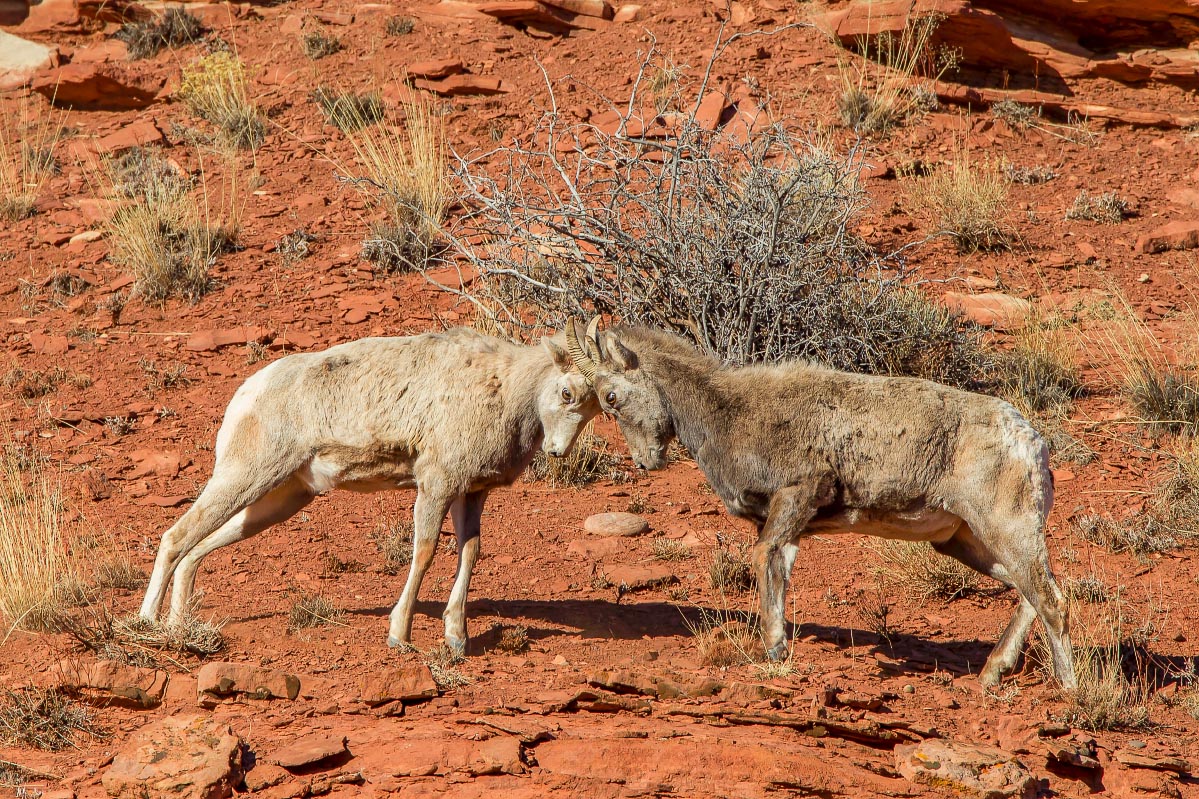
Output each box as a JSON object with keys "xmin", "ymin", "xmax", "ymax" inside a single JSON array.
[
  {"xmin": 566, "ymin": 320, "xmax": 1076, "ymax": 688},
  {"xmin": 139, "ymin": 328, "xmax": 600, "ymax": 653}
]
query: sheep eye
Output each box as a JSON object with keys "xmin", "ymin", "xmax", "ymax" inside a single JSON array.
[
  {"xmin": 561, "ymin": 387, "xmax": 573, "ymax": 402},
  {"xmin": 605, "ymin": 391, "xmax": 617, "ymax": 405}
]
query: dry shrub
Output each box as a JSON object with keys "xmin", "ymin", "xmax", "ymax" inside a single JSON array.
[
  {"xmin": 0, "ymin": 448, "xmax": 81, "ymax": 635},
  {"xmin": 343, "ymin": 97, "xmax": 447, "ymax": 273},
  {"xmin": 1065, "ymin": 574, "xmax": 1111, "ymax": 604},
  {"xmin": 385, "ymin": 15, "xmax": 415, "ymax": 35},
  {"xmin": 109, "ymin": 613, "xmax": 225, "ymax": 657},
  {"xmin": 424, "ymin": 642, "xmax": 471, "ymax": 689},
  {"xmin": 1002, "ymin": 162, "xmax": 1056, "ymax": 185},
  {"xmin": 287, "ymin": 592, "xmax": 343, "ymax": 631},
  {"xmin": 103, "ymin": 149, "xmax": 231, "ymax": 303},
  {"xmin": 314, "ymin": 87, "xmax": 384, "ymax": 132},
  {"xmin": 996, "ymin": 315, "xmax": 1082, "ymax": 416},
  {"xmin": 651, "ymin": 536, "xmax": 693, "ymax": 562},
  {"xmin": 139, "ymin": 358, "xmax": 192, "ymax": 393},
  {"xmin": 177, "ymin": 51, "xmax": 265, "ymax": 149},
  {"xmin": 852, "ymin": 583, "xmax": 895, "ymax": 644},
  {"xmin": 4, "ymin": 366, "xmax": 67, "ymax": 400},
  {"xmin": 870, "ymin": 540, "xmax": 979, "ymax": 602},
  {"xmin": 526, "ymin": 422, "xmax": 618, "ymax": 487},
  {"xmin": 692, "ymin": 617, "xmax": 762, "ymax": 668},
  {"xmin": 910, "ymin": 148, "xmax": 1009, "ymax": 252},
  {"xmin": 94, "ymin": 553, "xmax": 146, "ymax": 591},
  {"xmin": 1072, "ymin": 514, "xmax": 1174, "ymax": 557},
  {"xmin": 116, "ymin": 6, "xmax": 203, "ymax": 59},
  {"xmin": 374, "ymin": 518, "xmax": 414, "ymax": 575},
  {"xmin": 0, "ymin": 688, "xmax": 104, "ymax": 751},
  {"xmin": 301, "ymin": 28, "xmax": 341, "ymax": 59},
  {"xmin": 991, "ymin": 99, "xmax": 1039, "ymax": 128},
  {"xmin": 708, "ymin": 543, "xmax": 755, "ymax": 593},
  {"xmin": 0, "ymin": 100, "xmax": 64, "ymax": 222},
  {"xmin": 1066, "ymin": 191, "xmax": 1129, "ymax": 224},
  {"xmin": 832, "ymin": 12, "xmax": 952, "ymax": 134},
  {"xmin": 452, "ymin": 49, "xmax": 992, "ymax": 389},
  {"xmin": 495, "ymin": 624, "xmax": 529, "ymax": 654}
]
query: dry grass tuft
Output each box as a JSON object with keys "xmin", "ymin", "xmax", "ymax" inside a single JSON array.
[
  {"xmin": 314, "ymin": 87, "xmax": 384, "ymax": 132},
  {"xmin": 1152, "ymin": 440, "xmax": 1199, "ymax": 542},
  {"xmin": 853, "ymin": 584, "xmax": 895, "ymax": 644},
  {"xmin": 870, "ymin": 540, "xmax": 979, "ymax": 602},
  {"xmin": 0, "ymin": 101, "xmax": 64, "ymax": 222},
  {"xmin": 690, "ymin": 614, "xmax": 764, "ymax": 668},
  {"xmin": 0, "ymin": 448, "xmax": 81, "ymax": 635},
  {"xmin": 526, "ymin": 423, "xmax": 619, "ymax": 487},
  {"xmin": 287, "ymin": 593, "xmax": 343, "ymax": 631},
  {"xmin": 343, "ymin": 96, "xmax": 447, "ymax": 273},
  {"xmin": 116, "ymin": 6, "xmax": 203, "ymax": 59},
  {"xmin": 177, "ymin": 51, "xmax": 265, "ymax": 149},
  {"xmin": 1065, "ymin": 574, "xmax": 1111, "ymax": 604},
  {"xmin": 1066, "ymin": 191, "xmax": 1129, "ymax": 224},
  {"xmin": 386, "ymin": 15, "xmax": 415, "ymax": 35},
  {"xmin": 708, "ymin": 543, "xmax": 755, "ymax": 593},
  {"xmin": 997, "ymin": 315, "xmax": 1083, "ymax": 416},
  {"xmin": 832, "ymin": 13, "xmax": 951, "ymax": 135},
  {"xmin": 424, "ymin": 643, "xmax": 471, "ymax": 690},
  {"xmin": 1003, "ymin": 162, "xmax": 1056, "ymax": 185},
  {"xmin": 1073, "ymin": 514, "xmax": 1174, "ymax": 557},
  {"xmin": 494, "ymin": 624, "xmax": 529, "ymax": 654},
  {"xmin": 103, "ymin": 150, "xmax": 232, "ymax": 303},
  {"xmin": 651, "ymin": 536, "xmax": 693, "ymax": 562},
  {"xmin": 0, "ymin": 688, "xmax": 104, "ymax": 751},
  {"xmin": 374, "ymin": 518, "xmax": 414, "ymax": 575},
  {"xmin": 301, "ymin": 28, "xmax": 341, "ymax": 59},
  {"xmin": 109, "ymin": 613, "xmax": 226, "ymax": 657},
  {"xmin": 94, "ymin": 553, "xmax": 146, "ymax": 591},
  {"xmin": 910, "ymin": 148, "xmax": 1009, "ymax": 252}
]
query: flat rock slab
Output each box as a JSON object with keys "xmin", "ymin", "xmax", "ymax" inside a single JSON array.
[
  {"xmin": 897, "ymin": 739, "xmax": 1036, "ymax": 799},
  {"xmin": 942, "ymin": 291, "xmax": 1031, "ymax": 331},
  {"xmin": 0, "ymin": 30, "xmax": 56, "ymax": 91},
  {"xmin": 54, "ymin": 658, "xmax": 169, "ymax": 708},
  {"xmin": 358, "ymin": 665, "xmax": 438, "ymax": 706},
  {"xmin": 1137, "ymin": 220, "xmax": 1199, "ymax": 254},
  {"xmin": 607, "ymin": 564, "xmax": 677, "ymax": 592},
  {"xmin": 103, "ymin": 715, "xmax": 242, "ymax": 799},
  {"xmin": 584, "ymin": 512, "xmax": 649, "ymax": 537},
  {"xmin": 272, "ymin": 734, "xmax": 348, "ymax": 770},
  {"xmin": 197, "ymin": 662, "xmax": 300, "ymax": 702}
]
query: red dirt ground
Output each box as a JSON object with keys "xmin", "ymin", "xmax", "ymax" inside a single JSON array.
[{"xmin": 3, "ymin": 2, "xmax": 1199, "ymax": 798}]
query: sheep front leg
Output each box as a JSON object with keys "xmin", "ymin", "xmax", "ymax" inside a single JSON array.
[
  {"xmin": 387, "ymin": 483, "xmax": 456, "ymax": 649},
  {"xmin": 751, "ymin": 482, "xmax": 826, "ymax": 661},
  {"xmin": 442, "ymin": 490, "xmax": 487, "ymax": 655}
]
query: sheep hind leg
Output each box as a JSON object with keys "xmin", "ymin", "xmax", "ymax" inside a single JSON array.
[
  {"xmin": 139, "ymin": 465, "xmax": 292, "ymax": 622},
  {"xmin": 167, "ymin": 477, "xmax": 315, "ymax": 623},
  {"xmin": 442, "ymin": 490, "xmax": 486, "ymax": 655},
  {"xmin": 387, "ymin": 484, "xmax": 457, "ymax": 649}
]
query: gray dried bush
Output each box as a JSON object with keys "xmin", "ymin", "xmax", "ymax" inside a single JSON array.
[
  {"xmin": 116, "ymin": 7, "xmax": 204, "ymax": 60},
  {"xmin": 446, "ymin": 46, "xmax": 992, "ymax": 387}
]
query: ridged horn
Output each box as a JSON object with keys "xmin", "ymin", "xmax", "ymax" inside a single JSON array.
[
  {"xmin": 566, "ymin": 318, "xmax": 598, "ymax": 383},
  {"xmin": 585, "ymin": 315, "xmax": 602, "ymax": 359}
]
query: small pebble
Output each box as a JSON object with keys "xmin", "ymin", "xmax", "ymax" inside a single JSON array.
[
  {"xmin": 1128, "ymin": 740, "xmax": 1147, "ymax": 749},
  {"xmin": 902, "ymin": 684, "xmax": 916, "ymax": 695}
]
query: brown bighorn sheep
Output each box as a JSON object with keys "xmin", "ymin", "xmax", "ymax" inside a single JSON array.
[
  {"xmin": 567, "ymin": 320, "xmax": 1076, "ymax": 689},
  {"xmin": 139, "ymin": 328, "xmax": 600, "ymax": 653}
]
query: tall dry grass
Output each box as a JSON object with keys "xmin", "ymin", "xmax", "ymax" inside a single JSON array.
[
  {"xmin": 177, "ymin": 51, "xmax": 264, "ymax": 149},
  {"xmin": 909, "ymin": 145, "xmax": 1009, "ymax": 252},
  {"xmin": 0, "ymin": 446, "xmax": 81, "ymax": 635},
  {"xmin": 0, "ymin": 101, "xmax": 65, "ymax": 222}
]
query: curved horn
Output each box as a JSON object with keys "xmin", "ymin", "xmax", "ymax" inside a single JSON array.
[
  {"xmin": 566, "ymin": 319, "xmax": 597, "ymax": 384},
  {"xmin": 585, "ymin": 316, "xmax": 603, "ymax": 360}
]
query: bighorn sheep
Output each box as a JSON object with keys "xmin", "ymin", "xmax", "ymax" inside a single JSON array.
[
  {"xmin": 567, "ymin": 320, "xmax": 1076, "ymax": 688},
  {"xmin": 139, "ymin": 328, "xmax": 600, "ymax": 653}
]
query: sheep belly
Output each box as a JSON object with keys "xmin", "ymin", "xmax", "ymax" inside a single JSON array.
[{"xmin": 805, "ymin": 506, "xmax": 963, "ymax": 543}]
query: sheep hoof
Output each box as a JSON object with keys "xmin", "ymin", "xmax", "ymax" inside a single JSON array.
[
  {"xmin": 387, "ymin": 635, "xmax": 415, "ymax": 652},
  {"xmin": 766, "ymin": 642, "xmax": 789, "ymax": 662},
  {"xmin": 445, "ymin": 636, "xmax": 467, "ymax": 656}
]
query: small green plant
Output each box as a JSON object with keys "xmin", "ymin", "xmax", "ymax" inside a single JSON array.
[
  {"xmin": 997, "ymin": 316, "xmax": 1082, "ymax": 416},
  {"xmin": 1003, "ymin": 162, "xmax": 1056, "ymax": 185},
  {"xmin": 116, "ymin": 6, "xmax": 203, "ymax": 59},
  {"xmin": 301, "ymin": 28, "xmax": 341, "ymax": 60},
  {"xmin": 139, "ymin": 358, "xmax": 192, "ymax": 394},
  {"xmin": 991, "ymin": 99, "xmax": 1038, "ymax": 128},
  {"xmin": 1066, "ymin": 191, "xmax": 1129, "ymax": 224}
]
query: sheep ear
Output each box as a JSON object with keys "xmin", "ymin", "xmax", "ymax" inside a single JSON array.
[
  {"xmin": 601, "ymin": 332, "xmax": 639, "ymax": 372},
  {"xmin": 542, "ymin": 337, "xmax": 571, "ymax": 372}
]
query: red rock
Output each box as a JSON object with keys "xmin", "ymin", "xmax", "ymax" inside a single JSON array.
[
  {"xmin": 71, "ymin": 39, "xmax": 129, "ymax": 64},
  {"xmin": 1137, "ymin": 220, "xmax": 1199, "ymax": 253},
  {"xmin": 270, "ymin": 330, "xmax": 317, "ymax": 350},
  {"xmin": 76, "ymin": 0, "xmax": 151, "ymax": 23},
  {"xmin": 0, "ymin": 30, "xmax": 58, "ymax": 92},
  {"xmin": 197, "ymin": 662, "xmax": 301, "ymax": 702},
  {"xmin": 94, "ymin": 119, "xmax": 164, "ymax": 154},
  {"xmin": 896, "ymin": 739, "xmax": 1034, "ymax": 799},
  {"xmin": 28, "ymin": 332, "xmax": 69, "ymax": 355},
  {"xmin": 541, "ymin": 0, "xmax": 613, "ymax": 18},
  {"xmin": 413, "ymin": 74, "xmax": 508, "ymax": 96},
  {"xmin": 102, "ymin": 715, "xmax": 242, "ymax": 799},
  {"xmin": 15, "ymin": 0, "xmax": 79, "ymax": 33},
  {"xmin": 137, "ymin": 494, "xmax": 191, "ymax": 508},
  {"xmin": 279, "ymin": 14, "xmax": 303, "ymax": 35},
  {"xmin": 359, "ymin": 665, "xmax": 438, "ymax": 705},
  {"xmin": 693, "ymin": 88, "xmax": 730, "ymax": 130},
  {"xmin": 566, "ymin": 537, "xmax": 622, "ymax": 559},
  {"xmin": 606, "ymin": 564, "xmax": 677, "ymax": 592},
  {"xmin": 313, "ymin": 10, "xmax": 353, "ymax": 25},
  {"xmin": 244, "ymin": 764, "xmax": 291, "ymax": 792},
  {"xmin": 0, "ymin": 0, "xmax": 27, "ymax": 25},
  {"xmin": 271, "ymin": 735, "xmax": 348, "ymax": 769},
  {"xmin": 942, "ymin": 291, "xmax": 1031, "ymax": 330},
  {"xmin": 128, "ymin": 449, "xmax": 185, "ymax": 480},
  {"xmin": 32, "ymin": 62, "xmax": 163, "ymax": 110},
  {"xmin": 1167, "ymin": 188, "xmax": 1199, "ymax": 210},
  {"xmin": 54, "ymin": 658, "xmax": 169, "ymax": 708},
  {"xmin": 185, "ymin": 326, "xmax": 273, "ymax": 352},
  {"xmin": 584, "ymin": 512, "xmax": 649, "ymax": 537},
  {"xmin": 406, "ymin": 58, "xmax": 465, "ymax": 80},
  {"xmin": 613, "ymin": 4, "xmax": 643, "ymax": 22}
]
